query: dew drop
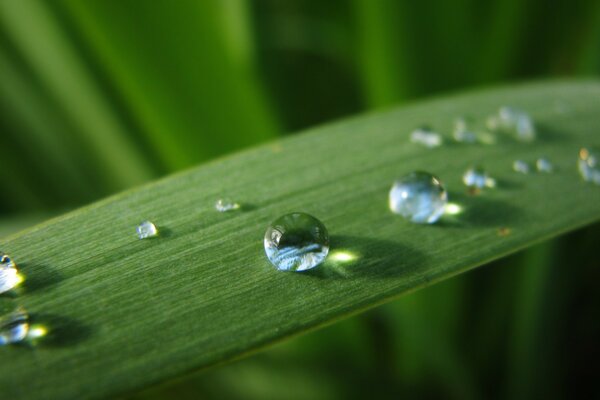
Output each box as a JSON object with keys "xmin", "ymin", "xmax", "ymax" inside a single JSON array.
[
  {"xmin": 410, "ymin": 127, "xmax": 442, "ymax": 148},
  {"xmin": 536, "ymin": 158, "xmax": 553, "ymax": 173},
  {"xmin": 513, "ymin": 160, "xmax": 531, "ymax": 174},
  {"xmin": 578, "ymin": 148, "xmax": 600, "ymax": 184},
  {"xmin": 463, "ymin": 166, "xmax": 496, "ymax": 189},
  {"xmin": 137, "ymin": 220, "xmax": 158, "ymax": 239},
  {"xmin": 264, "ymin": 213, "xmax": 329, "ymax": 271},
  {"xmin": 453, "ymin": 117, "xmax": 478, "ymax": 143},
  {"xmin": 0, "ymin": 307, "xmax": 29, "ymax": 346},
  {"xmin": 0, "ymin": 253, "xmax": 22, "ymax": 295},
  {"xmin": 489, "ymin": 106, "xmax": 536, "ymax": 142},
  {"xmin": 215, "ymin": 198, "xmax": 240, "ymax": 212},
  {"xmin": 389, "ymin": 171, "xmax": 448, "ymax": 224}
]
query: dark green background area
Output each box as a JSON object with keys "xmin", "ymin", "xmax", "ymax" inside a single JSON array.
[{"xmin": 1, "ymin": 0, "xmax": 599, "ymax": 399}]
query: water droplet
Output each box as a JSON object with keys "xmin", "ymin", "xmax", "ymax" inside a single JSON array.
[
  {"xmin": 463, "ymin": 166, "xmax": 496, "ymax": 189},
  {"xmin": 578, "ymin": 148, "xmax": 600, "ymax": 184},
  {"xmin": 0, "ymin": 254, "xmax": 22, "ymax": 295},
  {"xmin": 488, "ymin": 106, "xmax": 536, "ymax": 141},
  {"xmin": 513, "ymin": 160, "xmax": 531, "ymax": 174},
  {"xmin": 410, "ymin": 127, "xmax": 442, "ymax": 148},
  {"xmin": 453, "ymin": 117, "xmax": 478, "ymax": 143},
  {"xmin": 0, "ymin": 307, "xmax": 29, "ymax": 346},
  {"xmin": 389, "ymin": 171, "xmax": 448, "ymax": 224},
  {"xmin": 498, "ymin": 227, "xmax": 512, "ymax": 237},
  {"xmin": 536, "ymin": 158, "xmax": 553, "ymax": 173},
  {"xmin": 264, "ymin": 213, "xmax": 329, "ymax": 271},
  {"xmin": 137, "ymin": 221, "xmax": 158, "ymax": 239},
  {"xmin": 215, "ymin": 198, "xmax": 240, "ymax": 212}
]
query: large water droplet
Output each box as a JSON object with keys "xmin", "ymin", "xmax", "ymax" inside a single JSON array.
[
  {"xmin": 513, "ymin": 160, "xmax": 531, "ymax": 174},
  {"xmin": 463, "ymin": 166, "xmax": 496, "ymax": 189},
  {"xmin": 137, "ymin": 221, "xmax": 158, "ymax": 239},
  {"xmin": 0, "ymin": 254, "xmax": 22, "ymax": 295},
  {"xmin": 410, "ymin": 127, "xmax": 442, "ymax": 148},
  {"xmin": 578, "ymin": 148, "xmax": 600, "ymax": 184},
  {"xmin": 389, "ymin": 171, "xmax": 448, "ymax": 224},
  {"xmin": 264, "ymin": 213, "xmax": 329, "ymax": 271},
  {"xmin": 0, "ymin": 307, "xmax": 29, "ymax": 346},
  {"xmin": 215, "ymin": 198, "xmax": 240, "ymax": 212}
]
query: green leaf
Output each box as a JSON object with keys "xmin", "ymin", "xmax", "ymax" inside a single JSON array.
[{"xmin": 1, "ymin": 80, "xmax": 599, "ymax": 399}]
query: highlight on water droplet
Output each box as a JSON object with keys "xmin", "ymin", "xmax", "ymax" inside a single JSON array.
[
  {"xmin": 453, "ymin": 117, "xmax": 478, "ymax": 143},
  {"xmin": 137, "ymin": 220, "xmax": 158, "ymax": 239},
  {"xmin": 264, "ymin": 212, "xmax": 329, "ymax": 272},
  {"xmin": 389, "ymin": 171, "xmax": 448, "ymax": 224},
  {"xmin": 463, "ymin": 166, "xmax": 496, "ymax": 189},
  {"xmin": 513, "ymin": 160, "xmax": 531, "ymax": 174},
  {"xmin": 578, "ymin": 148, "xmax": 600, "ymax": 184},
  {"xmin": 444, "ymin": 202, "xmax": 463, "ymax": 216},
  {"xmin": 410, "ymin": 127, "xmax": 442, "ymax": 148},
  {"xmin": 487, "ymin": 106, "xmax": 536, "ymax": 142},
  {"xmin": 0, "ymin": 307, "xmax": 29, "ymax": 346},
  {"xmin": 0, "ymin": 253, "xmax": 24, "ymax": 295},
  {"xmin": 536, "ymin": 158, "xmax": 553, "ymax": 173},
  {"xmin": 215, "ymin": 198, "xmax": 240, "ymax": 212}
]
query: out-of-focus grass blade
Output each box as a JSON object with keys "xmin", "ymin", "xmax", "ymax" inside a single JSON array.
[
  {"xmin": 55, "ymin": 0, "xmax": 280, "ymax": 171},
  {"xmin": 1, "ymin": 81, "xmax": 600, "ymax": 399}
]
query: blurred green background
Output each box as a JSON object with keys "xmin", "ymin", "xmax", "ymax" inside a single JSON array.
[{"xmin": 1, "ymin": 0, "xmax": 599, "ymax": 399}]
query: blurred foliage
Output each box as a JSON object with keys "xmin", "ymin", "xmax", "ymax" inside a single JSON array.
[{"xmin": 0, "ymin": 0, "xmax": 599, "ymax": 398}]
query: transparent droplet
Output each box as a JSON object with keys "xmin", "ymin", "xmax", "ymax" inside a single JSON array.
[
  {"xmin": 489, "ymin": 106, "xmax": 536, "ymax": 141},
  {"xmin": 137, "ymin": 220, "xmax": 158, "ymax": 239},
  {"xmin": 0, "ymin": 253, "xmax": 22, "ymax": 295},
  {"xmin": 0, "ymin": 307, "xmax": 29, "ymax": 346},
  {"xmin": 463, "ymin": 166, "xmax": 496, "ymax": 189},
  {"xmin": 578, "ymin": 148, "xmax": 600, "ymax": 185},
  {"xmin": 536, "ymin": 158, "xmax": 553, "ymax": 173},
  {"xmin": 215, "ymin": 198, "xmax": 240, "ymax": 212},
  {"xmin": 410, "ymin": 127, "xmax": 442, "ymax": 148},
  {"xmin": 264, "ymin": 213, "xmax": 329, "ymax": 271},
  {"xmin": 513, "ymin": 160, "xmax": 531, "ymax": 174},
  {"xmin": 389, "ymin": 171, "xmax": 448, "ymax": 224},
  {"xmin": 453, "ymin": 117, "xmax": 478, "ymax": 143}
]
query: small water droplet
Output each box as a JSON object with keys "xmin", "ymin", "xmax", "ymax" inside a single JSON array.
[
  {"xmin": 389, "ymin": 171, "xmax": 448, "ymax": 224},
  {"xmin": 264, "ymin": 213, "xmax": 329, "ymax": 271},
  {"xmin": 463, "ymin": 166, "xmax": 496, "ymax": 189},
  {"xmin": 215, "ymin": 198, "xmax": 240, "ymax": 212},
  {"xmin": 0, "ymin": 307, "xmax": 29, "ymax": 345},
  {"xmin": 0, "ymin": 253, "xmax": 22, "ymax": 295},
  {"xmin": 498, "ymin": 227, "xmax": 511, "ymax": 237},
  {"xmin": 489, "ymin": 106, "xmax": 536, "ymax": 142},
  {"xmin": 137, "ymin": 221, "xmax": 158, "ymax": 239},
  {"xmin": 536, "ymin": 158, "xmax": 553, "ymax": 173},
  {"xmin": 513, "ymin": 160, "xmax": 531, "ymax": 174},
  {"xmin": 578, "ymin": 148, "xmax": 600, "ymax": 184},
  {"xmin": 453, "ymin": 117, "xmax": 478, "ymax": 143},
  {"xmin": 410, "ymin": 127, "xmax": 442, "ymax": 148}
]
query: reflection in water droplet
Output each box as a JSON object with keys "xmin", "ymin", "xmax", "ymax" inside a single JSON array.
[
  {"xmin": 536, "ymin": 158, "xmax": 553, "ymax": 173},
  {"xmin": 137, "ymin": 221, "xmax": 158, "ymax": 239},
  {"xmin": 410, "ymin": 127, "xmax": 442, "ymax": 148},
  {"xmin": 0, "ymin": 307, "xmax": 29, "ymax": 346},
  {"xmin": 389, "ymin": 171, "xmax": 448, "ymax": 224},
  {"xmin": 513, "ymin": 160, "xmax": 531, "ymax": 174},
  {"xmin": 578, "ymin": 148, "xmax": 600, "ymax": 184},
  {"xmin": 463, "ymin": 166, "xmax": 496, "ymax": 189},
  {"xmin": 215, "ymin": 198, "xmax": 240, "ymax": 212},
  {"xmin": 0, "ymin": 254, "xmax": 23, "ymax": 295},
  {"xmin": 264, "ymin": 213, "xmax": 329, "ymax": 271}
]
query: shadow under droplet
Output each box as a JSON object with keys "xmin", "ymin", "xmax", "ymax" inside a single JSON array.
[
  {"xmin": 441, "ymin": 191, "xmax": 523, "ymax": 228},
  {"xmin": 534, "ymin": 122, "xmax": 566, "ymax": 143},
  {"xmin": 29, "ymin": 313, "xmax": 93, "ymax": 347},
  {"xmin": 19, "ymin": 264, "xmax": 64, "ymax": 294},
  {"xmin": 303, "ymin": 235, "xmax": 426, "ymax": 280}
]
